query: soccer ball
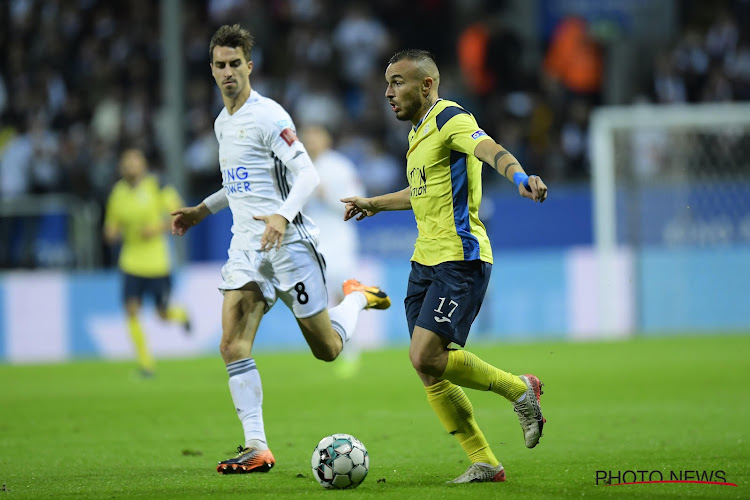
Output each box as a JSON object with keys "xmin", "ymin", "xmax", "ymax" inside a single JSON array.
[{"xmin": 311, "ymin": 433, "xmax": 369, "ymax": 489}]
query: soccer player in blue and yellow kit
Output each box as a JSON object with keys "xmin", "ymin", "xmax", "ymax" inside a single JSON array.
[
  {"xmin": 343, "ymin": 50, "xmax": 549, "ymax": 484},
  {"xmin": 104, "ymin": 148, "xmax": 191, "ymax": 376}
]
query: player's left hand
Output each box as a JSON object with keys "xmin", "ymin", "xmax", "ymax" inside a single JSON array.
[
  {"xmin": 520, "ymin": 175, "xmax": 548, "ymax": 203},
  {"xmin": 254, "ymin": 213, "xmax": 288, "ymax": 252}
]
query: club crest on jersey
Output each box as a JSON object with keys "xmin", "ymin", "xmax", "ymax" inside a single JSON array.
[
  {"xmin": 238, "ymin": 128, "xmax": 247, "ymax": 139},
  {"xmin": 422, "ymin": 123, "xmax": 430, "ymax": 135},
  {"xmin": 280, "ymin": 127, "xmax": 298, "ymax": 146},
  {"xmin": 471, "ymin": 130, "xmax": 487, "ymax": 140}
]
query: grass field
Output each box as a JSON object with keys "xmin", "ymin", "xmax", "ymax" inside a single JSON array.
[{"xmin": 1, "ymin": 334, "xmax": 748, "ymax": 499}]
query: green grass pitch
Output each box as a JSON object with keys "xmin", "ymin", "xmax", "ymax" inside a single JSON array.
[{"xmin": 1, "ymin": 334, "xmax": 748, "ymax": 499}]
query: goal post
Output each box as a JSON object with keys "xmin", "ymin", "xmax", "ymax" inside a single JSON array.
[{"xmin": 590, "ymin": 102, "xmax": 750, "ymax": 336}]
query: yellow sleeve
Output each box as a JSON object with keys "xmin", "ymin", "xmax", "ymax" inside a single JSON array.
[
  {"xmin": 437, "ymin": 108, "xmax": 493, "ymax": 156},
  {"xmin": 103, "ymin": 187, "xmax": 121, "ymax": 230},
  {"xmin": 160, "ymin": 185, "xmax": 183, "ymax": 214}
]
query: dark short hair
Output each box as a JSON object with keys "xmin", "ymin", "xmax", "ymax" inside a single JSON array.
[
  {"xmin": 209, "ymin": 24, "xmax": 254, "ymax": 63},
  {"xmin": 388, "ymin": 49, "xmax": 437, "ymax": 67}
]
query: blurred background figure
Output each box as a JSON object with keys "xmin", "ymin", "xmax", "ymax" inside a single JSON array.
[
  {"xmin": 301, "ymin": 124, "xmax": 365, "ymax": 377},
  {"xmin": 0, "ymin": 115, "xmax": 34, "ymax": 268},
  {"xmin": 543, "ymin": 16, "xmax": 603, "ymax": 102},
  {"xmin": 103, "ymin": 148, "xmax": 191, "ymax": 376}
]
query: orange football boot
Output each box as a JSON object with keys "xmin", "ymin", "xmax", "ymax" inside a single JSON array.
[
  {"xmin": 342, "ymin": 279, "xmax": 391, "ymax": 310},
  {"xmin": 217, "ymin": 446, "xmax": 275, "ymax": 474}
]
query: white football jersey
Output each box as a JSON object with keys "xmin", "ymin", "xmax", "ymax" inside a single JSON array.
[
  {"xmin": 215, "ymin": 91, "xmax": 319, "ymax": 250},
  {"xmin": 305, "ymin": 150, "xmax": 363, "ymax": 280}
]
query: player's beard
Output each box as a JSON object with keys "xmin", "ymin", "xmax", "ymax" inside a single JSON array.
[
  {"xmin": 220, "ymin": 76, "xmax": 245, "ymax": 99},
  {"xmin": 222, "ymin": 84, "xmax": 240, "ymax": 99},
  {"xmin": 395, "ymin": 90, "xmax": 423, "ymax": 122}
]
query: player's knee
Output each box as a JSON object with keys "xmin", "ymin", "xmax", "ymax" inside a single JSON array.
[
  {"xmin": 312, "ymin": 343, "xmax": 340, "ymax": 362},
  {"xmin": 219, "ymin": 338, "xmax": 249, "ymax": 362},
  {"xmin": 409, "ymin": 349, "xmax": 441, "ymax": 376},
  {"xmin": 218, "ymin": 340, "xmax": 234, "ymax": 361}
]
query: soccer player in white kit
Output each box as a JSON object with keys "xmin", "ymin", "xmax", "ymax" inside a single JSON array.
[
  {"xmin": 301, "ymin": 124, "xmax": 365, "ymax": 377},
  {"xmin": 171, "ymin": 24, "xmax": 390, "ymax": 474}
]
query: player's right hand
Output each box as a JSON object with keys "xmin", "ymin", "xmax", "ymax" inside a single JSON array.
[
  {"xmin": 171, "ymin": 204, "xmax": 209, "ymax": 236},
  {"xmin": 341, "ymin": 196, "xmax": 378, "ymax": 221}
]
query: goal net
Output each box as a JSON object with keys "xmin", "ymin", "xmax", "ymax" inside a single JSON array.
[{"xmin": 590, "ymin": 102, "xmax": 750, "ymax": 335}]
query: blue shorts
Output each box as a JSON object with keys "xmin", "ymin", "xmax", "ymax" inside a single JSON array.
[
  {"xmin": 404, "ymin": 260, "xmax": 492, "ymax": 347},
  {"xmin": 123, "ymin": 273, "xmax": 172, "ymax": 310}
]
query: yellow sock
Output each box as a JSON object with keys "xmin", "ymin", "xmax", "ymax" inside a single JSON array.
[
  {"xmin": 127, "ymin": 315, "xmax": 154, "ymax": 372},
  {"xmin": 425, "ymin": 380, "xmax": 499, "ymax": 466},
  {"xmin": 165, "ymin": 305, "xmax": 188, "ymax": 325},
  {"xmin": 441, "ymin": 349, "xmax": 528, "ymax": 402}
]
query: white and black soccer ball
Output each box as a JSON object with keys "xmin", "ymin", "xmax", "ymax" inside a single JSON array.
[{"xmin": 311, "ymin": 433, "xmax": 369, "ymax": 489}]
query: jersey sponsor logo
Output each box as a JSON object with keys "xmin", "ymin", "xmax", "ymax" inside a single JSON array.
[
  {"xmin": 280, "ymin": 127, "xmax": 298, "ymax": 146},
  {"xmin": 422, "ymin": 123, "xmax": 430, "ymax": 135},
  {"xmin": 222, "ymin": 166, "xmax": 249, "ymax": 182},
  {"xmin": 471, "ymin": 130, "xmax": 487, "ymax": 140},
  {"xmin": 222, "ymin": 166, "xmax": 252, "ymax": 194},
  {"xmin": 238, "ymin": 128, "xmax": 247, "ymax": 139},
  {"xmin": 224, "ymin": 183, "xmax": 251, "ymax": 195},
  {"xmin": 409, "ymin": 165, "xmax": 427, "ymax": 197}
]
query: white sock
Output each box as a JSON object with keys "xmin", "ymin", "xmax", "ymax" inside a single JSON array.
[
  {"xmin": 340, "ymin": 333, "xmax": 361, "ymax": 362},
  {"xmin": 226, "ymin": 358, "xmax": 268, "ymax": 450},
  {"xmin": 328, "ymin": 292, "xmax": 367, "ymax": 344}
]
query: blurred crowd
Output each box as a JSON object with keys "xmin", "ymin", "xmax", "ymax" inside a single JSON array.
[
  {"xmin": 1, "ymin": 0, "xmax": 749, "ymax": 268},
  {"xmin": 651, "ymin": 6, "xmax": 750, "ymax": 105}
]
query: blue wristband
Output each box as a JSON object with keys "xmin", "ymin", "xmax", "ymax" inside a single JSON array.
[{"xmin": 513, "ymin": 172, "xmax": 530, "ymax": 189}]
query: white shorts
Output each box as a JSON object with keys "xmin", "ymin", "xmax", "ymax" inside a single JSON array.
[{"xmin": 219, "ymin": 240, "xmax": 328, "ymax": 319}]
